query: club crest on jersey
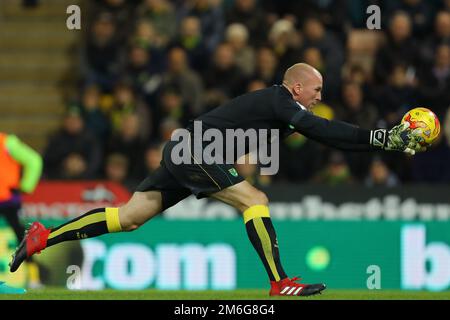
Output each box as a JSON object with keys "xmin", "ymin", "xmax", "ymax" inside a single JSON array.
[{"xmin": 228, "ymin": 168, "xmax": 238, "ymax": 177}]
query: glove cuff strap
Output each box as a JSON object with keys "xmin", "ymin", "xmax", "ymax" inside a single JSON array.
[{"xmin": 370, "ymin": 129, "xmax": 387, "ymax": 148}]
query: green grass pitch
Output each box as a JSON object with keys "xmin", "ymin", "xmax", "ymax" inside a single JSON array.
[{"xmin": 1, "ymin": 288, "xmax": 450, "ymax": 300}]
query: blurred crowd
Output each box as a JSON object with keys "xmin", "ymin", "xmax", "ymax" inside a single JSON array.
[{"xmin": 42, "ymin": 0, "xmax": 450, "ymax": 190}]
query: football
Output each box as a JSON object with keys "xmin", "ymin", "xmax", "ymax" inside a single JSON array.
[{"xmin": 401, "ymin": 107, "xmax": 440, "ymax": 146}]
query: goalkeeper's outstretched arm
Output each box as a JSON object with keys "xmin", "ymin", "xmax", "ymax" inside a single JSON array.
[{"xmin": 287, "ymin": 110, "xmax": 421, "ymax": 155}]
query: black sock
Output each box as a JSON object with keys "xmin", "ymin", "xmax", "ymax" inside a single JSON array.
[
  {"xmin": 46, "ymin": 207, "xmax": 122, "ymax": 247},
  {"xmin": 243, "ymin": 205, "xmax": 287, "ymax": 282}
]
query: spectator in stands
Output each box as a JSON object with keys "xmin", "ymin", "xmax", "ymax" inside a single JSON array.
[
  {"xmin": 103, "ymin": 152, "xmax": 134, "ymax": 190},
  {"xmin": 161, "ymin": 47, "xmax": 204, "ymax": 115},
  {"xmin": 79, "ymin": 84, "xmax": 111, "ymax": 143},
  {"xmin": 410, "ymin": 133, "xmax": 450, "ymax": 183},
  {"xmin": 417, "ymin": 44, "xmax": 450, "ymax": 120},
  {"xmin": 157, "ymin": 86, "xmax": 192, "ymax": 127},
  {"xmin": 44, "ymin": 108, "xmax": 101, "ymax": 179},
  {"xmin": 301, "ymin": 17, "xmax": 344, "ymax": 100},
  {"xmin": 365, "ymin": 157, "xmax": 400, "ymax": 187},
  {"xmin": 342, "ymin": 64, "xmax": 376, "ymax": 105},
  {"xmin": 107, "ymin": 113, "xmax": 147, "ymax": 179},
  {"xmin": 374, "ymin": 11, "xmax": 421, "ymax": 85},
  {"xmin": 263, "ymin": 0, "xmax": 348, "ymax": 42},
  {"xmin": 176, "ymin": 0, "xmax": 225, "ymax": 53},
  {"xmin": 268, "ymin": 19, "xmax": 303, "ymax": 75},
  {"xmin": 123, "ymin": 43, "xmax": 163, "ymax": 106},
  {"xmin": 87, "ymin": 0, "xmax": 135, "ymax": 40},
  {"xmin": 336, "ymin": 82, "xmax": 378, "ymax": 130},
  {"xmin": 226, "ymin": 0, "xmax": 269, "ymax": 46},
  {"xmin": 159, "ymin": 118, "xmax": 182, "ymax": 142},
  {"xmin": 225, "ymin": 23, "xmax": 255, "ymax": 77},
  {"xmin": 279, "ymin": 103, "xmax": 334, "ymax": 183},
  {"xmin": 278, "ymin": 132, "xmax": 326, "ymax": 183},
  {"xmin": 251, "ymin": 46, "xmax": 281, "ymax": 86},
  {"xmin": 313, "ymin": 151, "xmax": 354, "ymax": 186},
  {"xmin": 136, "ymin": 0, "xmax": 177, "ymax": 47},
  {"xmin": 375, "ymin": 63, "xmax": 418, "ymax": 128},
  {"xmin": 335, "ymin": 82, "xmax": 378, "ymax": 180},
  {"xmin": 170, "ymin": 16, "xmax": 209, "ymax": 73},
  {"xmin": 383, "ymin": 0, "xmax": 435, "ymax": 40},
  {"xmin": 80, "ymin": 12, "xmax": 123, "ymax": 91},
  {"xmin": 421, "ymin": 11, "xmax": 450, "ymax": 63},
  {"xmin": 203, "ymin": 43, "xmax": 245, "ymax": 101},
  {"xmin": 143, "ymin": 142, "xmax": 164, "ymax": 175},
  {"xmin": 247, "ymin": 79, "xmax": 267, "ymax": 92},
  {"xmin": 109, "ymin": 82, "xmax": 150, "ymax": 139}
]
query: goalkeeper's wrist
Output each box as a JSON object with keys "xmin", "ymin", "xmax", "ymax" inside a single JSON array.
[
  {"xmin": 370, "ymin": 129, "xmax": 388, "ymax": 149},
  {"xmin": 357, "ymin": 129, "xmax": 387, "ymax": 149}
]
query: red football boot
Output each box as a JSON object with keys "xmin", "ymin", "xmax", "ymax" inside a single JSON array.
[
  {"xmin": 269, "ymin": 277, "xmax": 326, "ymax": 296},
  {"xmin": 9, "ymin": 222, "xmax": 51, "ymax": 272}
]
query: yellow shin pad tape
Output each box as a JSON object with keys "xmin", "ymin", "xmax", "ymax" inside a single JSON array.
[
  {"xmin": 105, "ymin": 207, "xmax": 122, "ymax": 233},
  {"xmin": 243, "ymin": 205, "xmax": 270, "ymax": 224}
]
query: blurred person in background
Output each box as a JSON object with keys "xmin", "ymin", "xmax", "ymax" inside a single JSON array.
[
  {"xmin": 301, "ymin": 47, "xmax": 325, "ymax": 75},
  {"xmin": 301, "ymin": 16, "xmax": 344, "ymax": 100},
  {"xmin": 417, "ymin": 44, "xmax": 450, "ymax": 120},
  {"xmin": 278, "ymin": 132, "xmax": 325, "ymax": 183},
  {"xmin": 143, "ymin": 143, "xmax": 164, "ymax": 176},
  {"xmin": 365, "ymin": 157, "xmax": 400, "ymax": 187},
  {"xmin": 87, "ymin": 0, "xmax": 136, "ymax": 40},
  {"xmin": 268, "ymin": 19, "xmax": 303, "ymax": 74},
  {"xmin": 0, "ymin": 133, "xmax": 42, "ymax": 288},
  {"xmin": 246, "ymin": 79, "xmax": 267, "ymax": 92},
  {"xmin": 44, "ymin": 108, "xmax": 101, "ymax": 180},
  {"xmin": 176, "ymin": 0, "xmax": 225, "ymax": 53},
  {"xmin": 80, "ymin": 12, "xmax": 123, "ymax": 92},
  {"xmin": 313, "ymin": 151, "xmax": 354, "ymax": 186},
  {"xmin": 107, "ymin": 113, "xmax": 147, "ymax": 180},
  {"xmin": 136, "ymin": 0, "xmax": 177, "ymax": 47},
  {"xmin": 421, "ymin": 11, "xmax": 450, "ymax": 63},
  {"xmin": 251, "ymin": 46, "xmax": 281, "ymax": 86},
  {"xmin": 104, "ymin": 153, "xmax": 137, "ymax": 191},
  {"xmin": 170, "ymin": 16, "xmax": 209, "ymax": 73},
  {"xmin": 336, "ymin": 82, "xmax": 378, "ymax": 130},
  {"xmin": 278, "ymin": 101, "xmax": 333, "ymax": 183},
  {"xmin": 225, "ymin": 0, "xmax": 269, "ymax": 46},
  {"xmin": 335, "ymin": 82, "xmax": 378, "ymax": 180},
  {"xmin": 375, "ymin": 63, "xmax": 418, "ymax": 128},
  {"xmin": 301, "ymin": 46, "xmax": 339, "ymax": 100},
  {"xmin": 374, "ymin": 11, "xmax": 421, "ymax": 85},
  {"xmin": 203, "ymin": 42, "xmax": 245, "ymax": 102},
  {"xmin": 157, "ymin": 86, "xmax": 192, "ymax": 127},
  {"xmin": 122, "ymin": 42, "xmax": 164, "ymax": 108},
  {"xmin": 109, "ymin": 82, "xmax": 151, "ymax": 139},
  {"xmin": 161, "ymin": 47, "xmax": 204, "ymax": 115},
  {"xmin": 262, "ymin": 0, "xmax": 348, "ymax": 42},
  {"xmin": 224, "ymin": 23, "xmax": 255, "ymax": 77},
  {"xmin": 342, "ymin": 64, "xmax": 376, "ymax": 105},
  {"xmin": 78, "ymin": 84, "xmax": 111, "ymax": 143},
  {"xmin": 383, "ymin": 0, "xmax": 435, "ymax": 40},
  {"xmin": 158, "ymin": 118, "xmax": 182, "ymax": 142},
  {"xmin": 410, "ymin": 131, "xmax": 450, "ymax": 183}
]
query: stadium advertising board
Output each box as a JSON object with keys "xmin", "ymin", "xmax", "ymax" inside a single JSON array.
[{"xmin": 1, "ymin": 182, "xmax": 450, "ymax": 291}]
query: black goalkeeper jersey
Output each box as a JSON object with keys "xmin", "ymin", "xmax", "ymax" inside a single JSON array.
[{"xmin": 188, "ymin": 85, "xmax": 373, "ymax": 158}]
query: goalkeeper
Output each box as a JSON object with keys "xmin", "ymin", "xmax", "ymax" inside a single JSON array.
[{"xmin": 9, "ymin": 63, "xmax": 423, "ymax": 296}]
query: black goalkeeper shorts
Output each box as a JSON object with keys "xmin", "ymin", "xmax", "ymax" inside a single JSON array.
[{"xmin": 135, "ymin": 139, "xmax": 244, "ymax": 211}]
